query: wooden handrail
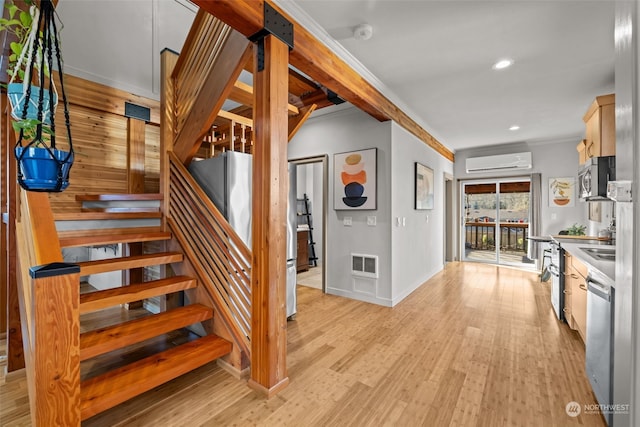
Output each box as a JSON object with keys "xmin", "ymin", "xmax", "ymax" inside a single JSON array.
[
  {"xmin": 15, "ymin": 187, "xmax": 81, "ymax": 426},
  {"xmin": 167, "ymin": 151, "xmax": 251, "ymax": 356}
]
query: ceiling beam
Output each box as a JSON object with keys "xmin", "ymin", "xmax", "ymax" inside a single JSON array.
[
  {"xmin": 218, "ymin": 109, "xmax": 253, "ymax": 127},
  {"xmin": 191, "ymin": 0, "xmax": 454, "ymax": 162},
  {"xmin": 229, "ymin": 80, "xmax": 299, "ymax": 115},
  {"xmin": 288, "ymin": 104, "xmax": 316, "ymax": 142}
]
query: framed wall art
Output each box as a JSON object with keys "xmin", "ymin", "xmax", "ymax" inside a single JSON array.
[
  {"xmin": 334, "ymin": 148, "xmax": 377, "ymax": 210},
  {"xmin": 415, "ymin": 162, "xmax": 434, "ymax": 210},
  {"xmin": 549, "ymin": 177, "xmax": 575, "ymax": 207}
]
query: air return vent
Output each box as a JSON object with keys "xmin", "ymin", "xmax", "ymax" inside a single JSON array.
[{"xmin": 352, "ymin": 253, "xmax": 378, "ymax": 278}]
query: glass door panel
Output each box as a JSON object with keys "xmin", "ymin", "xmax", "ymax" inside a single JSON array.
[
  {"xmin": 498, "ymin": 181, "xmax": 532, "ymax": 267},
  {"xmin": 463, "ymin": 183, "xmax": 498, "ymax": 263},
  {"xmin": 462, "ymin": 179, "xmax": 533, "ymax": 268}
]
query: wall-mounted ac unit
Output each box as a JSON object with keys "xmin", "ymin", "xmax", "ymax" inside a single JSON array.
[{"xmin": 465, "ymin": 152, "xmax": 532, "ymax": 173}]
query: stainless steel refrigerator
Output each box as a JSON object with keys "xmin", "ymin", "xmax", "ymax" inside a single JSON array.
[{"xmin": 188, "ymin": 152, "xmax": 297, "ymax": 318}]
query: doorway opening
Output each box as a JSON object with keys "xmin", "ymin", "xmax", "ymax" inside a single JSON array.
[
  {"xmin": 444, "ymin": 173, "xmax": 454, "ymax": 263},
  {"xmin": 289, "ymin": 156, "xmax": 328, "ymax": 293},
  {"xmin": 461, "ymin": 178, "xmax": 535, "ymax": 269}
]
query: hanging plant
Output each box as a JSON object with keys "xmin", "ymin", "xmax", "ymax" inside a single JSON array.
[
  {"xmin": 1, "ymin": 0, "xmax": 58, "ymax": 124},
  {"xmin": 7, "ymin": 0, "xmax": 74, "ymax": 192}
]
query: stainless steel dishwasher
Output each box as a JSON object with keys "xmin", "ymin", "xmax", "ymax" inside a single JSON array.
[{"xmin": 585, "ymin": 269, "xmax": 615, "ymax": 426}]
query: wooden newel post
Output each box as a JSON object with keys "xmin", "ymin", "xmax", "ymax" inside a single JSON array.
[
  {"xmin": 29, "ymin": 263, "xmax": 81, "ymax": 426},
  {"xmin": 248, "ymin": 3, "xmax": 293, "ymax": 397}
]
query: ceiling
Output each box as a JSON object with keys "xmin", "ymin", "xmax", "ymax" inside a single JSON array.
[{"xmin": 276, "ymin": 0, "xmax": 615, "ymax": 153}]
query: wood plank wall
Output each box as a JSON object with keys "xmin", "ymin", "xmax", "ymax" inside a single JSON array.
[
  {"xmin": 2, "ymin": 74, "xmax": 160, "ymax": 345},
  {"xmin": 45, "ymin": 74, "xmax": 161, "ymax": 212}
]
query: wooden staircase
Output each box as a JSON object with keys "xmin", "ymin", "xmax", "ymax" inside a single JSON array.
[{"xmin": 53, "ymin": 193, "xmax": 233, "ymax": 421}]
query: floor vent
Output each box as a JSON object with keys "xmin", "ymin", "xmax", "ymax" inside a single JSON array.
[{"xmin": 352, "ymin": 253, "xmax": 378, "ymax": 278}]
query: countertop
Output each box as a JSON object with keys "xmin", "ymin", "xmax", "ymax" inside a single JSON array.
[{"xmin": 551, "ymin": 236, "xmax": 615, "ymax": 284}]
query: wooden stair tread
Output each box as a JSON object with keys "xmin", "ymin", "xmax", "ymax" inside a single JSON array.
[
  {"xmin": 76, "ymin": 193, "xmax": 163, "ymax": 202},
  {"xmin": 80, "ymin": 276, "xmax": 196, "ymax": 314},
  {"xmin": 59, "ymin": 228, "xmax": 171, "ymax": 247},
  {"xmin": 80, "ymin": 334, "xmax": 232, "ymax": 420},
  {"xmin": 78, "ymin": 252, "xmax": 183, "ymax": 275},
  {"xmin": 80, "ymin": 304, "xmax": 213, "ymax": 361},
  {"xmin": 82, "ymin": 207, "xmax": 160, "ymax": 214},
  {"xmin": 54, "ymin": 211, "xmax": 162, "ymax": 221}
]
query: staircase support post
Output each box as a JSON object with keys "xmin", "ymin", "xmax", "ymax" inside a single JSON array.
[
  {"xmin": 25, "ymin": 264, "xmax": 81, "ymax": 426},
  {"xmin": 248, "ymin": 31, "xmax": 291, "ymax": 396}
]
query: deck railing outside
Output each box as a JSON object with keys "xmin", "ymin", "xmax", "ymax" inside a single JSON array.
[{"xmin": 465, "ymin": 221, "xmax": 529, "ymax": 253}]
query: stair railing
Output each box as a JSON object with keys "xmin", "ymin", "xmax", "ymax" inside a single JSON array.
[
  {"xmin": 167, "ymin": 151, "xmax": 251, "ymax": 355},
  {"xmin": 14, "ymin": 186, "xmax": 81, "ymax": 426}
]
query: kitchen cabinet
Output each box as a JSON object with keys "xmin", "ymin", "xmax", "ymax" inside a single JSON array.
[
  {"xmin": 297, "ymin": 230, "xmax": 309, "ymax": 272},
  {"xmin": 564, "ymin": 251, "xmax": 588, "ymax": 342},
  {"xmin": 563, "ymin": 252, "xmax": 573, "ymax": 328},
  {"xmin": 577, "ymin": 94, "xmax": 615, "ymax": 165}
]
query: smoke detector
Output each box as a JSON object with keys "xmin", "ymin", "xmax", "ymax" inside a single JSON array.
[{"xmin": 353, "ymin": 24, "xmax": 373, "ymax": 41}]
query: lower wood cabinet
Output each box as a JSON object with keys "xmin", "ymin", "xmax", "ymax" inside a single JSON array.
[{"xmin": 564, "ymin": 252, "xmax": 588, "ymax": 342}]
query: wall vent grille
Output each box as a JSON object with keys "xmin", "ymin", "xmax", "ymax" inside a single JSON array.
[{"xmin": 352, "ymin": 253, "xmax": 378, "ymax": 278}]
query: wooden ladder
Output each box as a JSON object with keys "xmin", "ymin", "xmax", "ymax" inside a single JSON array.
[{"xmin": 55, "ymin": 193, "xmax": 232, "ymax": 421}]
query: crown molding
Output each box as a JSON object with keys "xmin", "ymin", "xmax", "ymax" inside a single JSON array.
[{"xmin": 271, "ymin": 0, "xmax": 445, "ymax": 147}]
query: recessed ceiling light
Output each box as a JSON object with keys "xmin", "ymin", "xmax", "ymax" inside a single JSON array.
[
  {"xmin": 492, "ymin": 59, "xmax": 514, "ymax": 70},
  {"xmin": 509, "ymin": 125, "xmax": 520, "ymax": 131}
]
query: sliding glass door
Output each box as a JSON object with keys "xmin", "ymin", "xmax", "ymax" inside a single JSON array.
[{"xmin": 462, "ymin": 178, "xmax": 533, "ymax": 268}]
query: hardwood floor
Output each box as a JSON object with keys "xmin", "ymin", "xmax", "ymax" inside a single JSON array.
[{"xmin": 1, "ymin": 262, "xmax": 605, "ymax": 426}]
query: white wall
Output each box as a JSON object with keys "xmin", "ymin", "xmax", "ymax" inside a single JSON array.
[
  {"xmin": 390, "ymin": 123, "xmax": 454, "ymax": 304},
  {"xmin": 288, "ymin": 107, "xmax": 393, "ymax": 306},
  {"xmin": 289, "ymin": 107, "xmax": 453, "ymax": 306},
  {"xmin": 58, "ymin": 0, "xmax": 196, "ymax": 100},
  {"xmin": 454, "ymin": 139, "xmax": 590, "ymax": 239}
]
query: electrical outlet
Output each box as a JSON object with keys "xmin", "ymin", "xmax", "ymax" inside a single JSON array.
[
  {"xmin": 344, "ymin": 217, "xmax": 352, "ymax": 226},
  {"xmin": 367, "ymin": 216, "xmax": 376, "ymax": 226}
]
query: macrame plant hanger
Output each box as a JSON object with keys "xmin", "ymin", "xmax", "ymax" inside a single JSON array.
[{"xmin": 13, "ymin": 0, "xmax": 73, "ymax": 192}]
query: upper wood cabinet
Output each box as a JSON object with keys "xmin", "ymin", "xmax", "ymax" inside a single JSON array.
[{"xmin": 577, "ymin": 93, "xmax": 615, "ymax": 164}]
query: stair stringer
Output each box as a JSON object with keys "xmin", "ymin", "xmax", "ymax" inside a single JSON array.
[{"xmin": 166, "ymin": 237, "xmax": 250, "ymax": 376}]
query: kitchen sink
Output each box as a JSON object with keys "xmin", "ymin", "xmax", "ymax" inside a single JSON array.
[{"xmin": 580, "ymin": 247, "xmax": 616, "ymax": 262}]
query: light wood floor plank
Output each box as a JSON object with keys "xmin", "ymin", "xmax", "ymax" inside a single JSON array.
[{"xmin": 0, "ymin": 262, "xmax": 606, "ymax": 426}]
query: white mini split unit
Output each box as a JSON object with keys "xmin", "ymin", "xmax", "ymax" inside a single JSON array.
[{"xmin": 465, "ymin": 152, "xmax": 532, "ymax": 173}]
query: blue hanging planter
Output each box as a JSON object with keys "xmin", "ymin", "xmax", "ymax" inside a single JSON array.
[
  {"xmin": 7, "ymin": 83, "xmax": 58, "ymax": 126},
  {"xmin": 11, "ymin": 0, "xmax": 74, "ymax": 194},
  {"xmin": 15, "ymin": 146, "xmax": 73, "ymax": 192}
]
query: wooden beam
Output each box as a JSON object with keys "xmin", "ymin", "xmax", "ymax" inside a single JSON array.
[
  {"xmin": 230, "ymin": 80, "xmax": 299, "ymax": 115},
  {"xmin": 125, "ymin": 117, "xmax": 146, "ymax": 308},
  {"xmin": 31, "ymin": 272, "xmax": 81, "ymax": 426},
  {"xmin": 161, "ymin": 49, "xmax": 179, "ymax": 232},
  {"xmin": 172, "ymin": 35, "xmax": 252, "ymax": 164},
  {"xmin": 127, "ymin": 119, "xmax": 146, "ymax": 194},
  {"xmin": 248, "ymin": 34, "xmax": 289, "ymax": 397},
  {"xmin": 288, "ymin": 104, "xmax": 316, "ymax": 142},
  {"xmin": 191, "ymin": 0, "xmax": 455, "ymax": 162},
  {"xmin": 218, "ymin": 110, "xmax": 253, "ymax": 127}
]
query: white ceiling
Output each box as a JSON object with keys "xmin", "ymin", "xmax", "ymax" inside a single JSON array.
[
  {"xmin": 278, "ymin": 0, "xmax": 615, "ymax": 153},
  {"xmin": 54, "ymin": 0, "xmax": 615, "ymax": 155}
]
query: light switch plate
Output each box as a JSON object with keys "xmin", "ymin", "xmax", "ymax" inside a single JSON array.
[
  {"xmin": 344, "ymin": 217, "xmax": 352, "ymax": 226},
  {"xmin": 367, "ymin": 216, "xmax": 376, "ymax": 226}
]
